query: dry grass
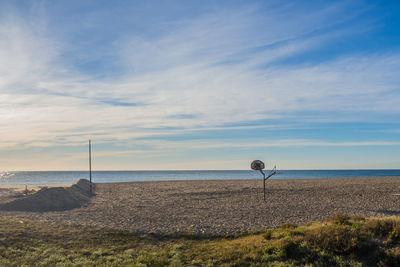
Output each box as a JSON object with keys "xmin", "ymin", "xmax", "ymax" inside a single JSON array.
[{"xmin": 0, "ymin": 214, "xmax": 400, "ymax": 266}]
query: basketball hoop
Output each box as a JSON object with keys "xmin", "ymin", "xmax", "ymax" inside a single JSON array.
[{"xmin": 251, "ymin": 160, "xmax": 277, "ymax": 201}]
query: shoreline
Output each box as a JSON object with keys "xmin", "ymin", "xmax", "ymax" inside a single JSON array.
[
  {"xmin": 1, "ymin": 177, "xmax": 400, "ymax": 234},
  {"xmin": 1, "ymin": 175, "xmax": 399, "ymax": 187}
]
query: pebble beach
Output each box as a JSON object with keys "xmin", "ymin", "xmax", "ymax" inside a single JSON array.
[{"xmin": 1, "ymin": 177, "xmax": 400, "ymax": 235}]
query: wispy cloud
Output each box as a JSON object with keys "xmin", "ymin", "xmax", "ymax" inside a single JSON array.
[
  {"xmin": 0, "ymin": 1, "xmax": 399, "ymax": 170},
  {"xmin": 130, "ymin": 139, "xmax": 400, "ymax": 151}
]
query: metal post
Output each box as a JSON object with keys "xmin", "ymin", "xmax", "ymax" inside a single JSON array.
[
  {"xmin": 89, "ymin": 140, "xmax": 92, "ymax": 194},
  {"xmin": 260, "ymin": 169, "xmax": 266, "ymax": 201},
  {"xmin": 251, "ymin": 160, "xmax": 277, "ymax": 202}
]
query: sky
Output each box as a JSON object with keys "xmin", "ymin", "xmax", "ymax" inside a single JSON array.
[{"xmin": 0, "ymin": 0, "xmax": 400, "ymax": 171}]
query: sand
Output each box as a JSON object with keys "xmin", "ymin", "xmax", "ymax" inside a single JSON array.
[
  {"xmin": 0, "ymin": 184, "xmax": 71, "ymax": 203},
  {"xmin": 0, "ymin": 177, "xmax": 400, "ymax": 235},
  {"xmin": 0, "ymin": 179, "xmax": 92, "ymax": 212}
]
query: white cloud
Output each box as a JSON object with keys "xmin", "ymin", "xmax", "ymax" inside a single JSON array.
[
  {"xmin": 0, "ymin": 1, "xmax": 399, "ymax": 154},
  {"xmin": 130, "ymin": 139, "xmax": 400, "ymax": 151}
]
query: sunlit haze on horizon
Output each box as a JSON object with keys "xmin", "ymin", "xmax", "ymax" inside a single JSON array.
[{"xmin": 1, "ymin": 0, "xmax": 400, "ymax": 171}]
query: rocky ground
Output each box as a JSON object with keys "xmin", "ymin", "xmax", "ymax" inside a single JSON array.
[{"xmin": 1, "ymin": 177, "xmax": 400, "ymax": 235}]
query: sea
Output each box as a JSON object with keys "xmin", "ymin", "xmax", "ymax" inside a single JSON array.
[{"xmin": 0, "ymin": 170, "xmax": 399, "ymax": 186}]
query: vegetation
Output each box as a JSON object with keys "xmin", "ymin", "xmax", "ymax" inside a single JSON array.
[{"xmin": 0, "ymin": 214, "xmax": 399, "ymax": 266}]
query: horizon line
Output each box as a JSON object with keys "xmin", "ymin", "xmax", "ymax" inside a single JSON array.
[{"xmin": 2, "ymin": 168, "xmax": 400, "ymax": 172}]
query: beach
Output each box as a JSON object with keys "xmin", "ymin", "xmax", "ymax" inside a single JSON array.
[{"xmin": 1, "ymin": 177, "xmax": 400, "ymax": 235}]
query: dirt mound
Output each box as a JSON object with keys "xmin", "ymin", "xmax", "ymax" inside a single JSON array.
[{"xmin": 0, "ymin": 179, "xmax": 93, "ymax": 212}]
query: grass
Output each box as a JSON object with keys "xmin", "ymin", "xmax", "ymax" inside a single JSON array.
[{"xmin": 0, "ymin": 214, "xmax": 399, "ymax": 266}]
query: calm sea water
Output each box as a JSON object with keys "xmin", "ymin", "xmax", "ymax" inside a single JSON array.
[{"xmin": 0, "ymin": 170, "xmax": 399, "ymax": 186}]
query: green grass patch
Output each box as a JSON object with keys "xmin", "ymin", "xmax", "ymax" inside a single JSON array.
[{"xmin": 0, "ymin": 214, "xmax": 399, "ymax": 266}]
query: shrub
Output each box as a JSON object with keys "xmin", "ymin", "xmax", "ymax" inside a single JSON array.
[
  {"xmin": 277, "ymin": 238, "xmax": 309, "ymax": 260},
  {"xmin": 280, "ymin": 223, "xmax": 298, "ymax": 231},
  {"xmin": 363, "ymin": 219, "xmax": 399, "ymax": 239},
  {"xmin": 330, "ymin": 213, "xmax": 351, "ymax": 226},
  {"xmin": 304, "ymin": 224, "xmax": 364, "ymax": 255},
  {"xmin": 262, "ymin": 244, "xmax": 282, "ymax": 261},
  {"xmin": 378, "ymin": 247, "xmax": 400, "ymax": 267},
  {"xmin": 352, "ymin": 215, "xmax": 366, "ymax": 222},
  {"xmin": 264, "ymin": 229, "xmax": 273, "ymax": 240},
  {"xmin": 388, "ymin": 223, "xmax": 400, "ymax": 244}
]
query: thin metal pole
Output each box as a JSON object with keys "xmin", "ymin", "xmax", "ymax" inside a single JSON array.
[
  {"xmin": 260, "ymin": 170, "xmax": 266, "ymax": 201},
  {"xmin": 263, "ymin": 179, "xmax": 266, "ymax": 201},
  {"xmin": 89, "ymin": 140, "xmax": 92, "ymax": 194}
]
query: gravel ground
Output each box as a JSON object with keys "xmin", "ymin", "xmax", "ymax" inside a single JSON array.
[{"xmin": 1, "ymin": 177, "xmax": 400, "ymax": 235}]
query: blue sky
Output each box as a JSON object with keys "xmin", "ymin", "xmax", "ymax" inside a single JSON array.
[{"xmin": 0, "ymin": 0, "xmax": 399, "ymax": 170}]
